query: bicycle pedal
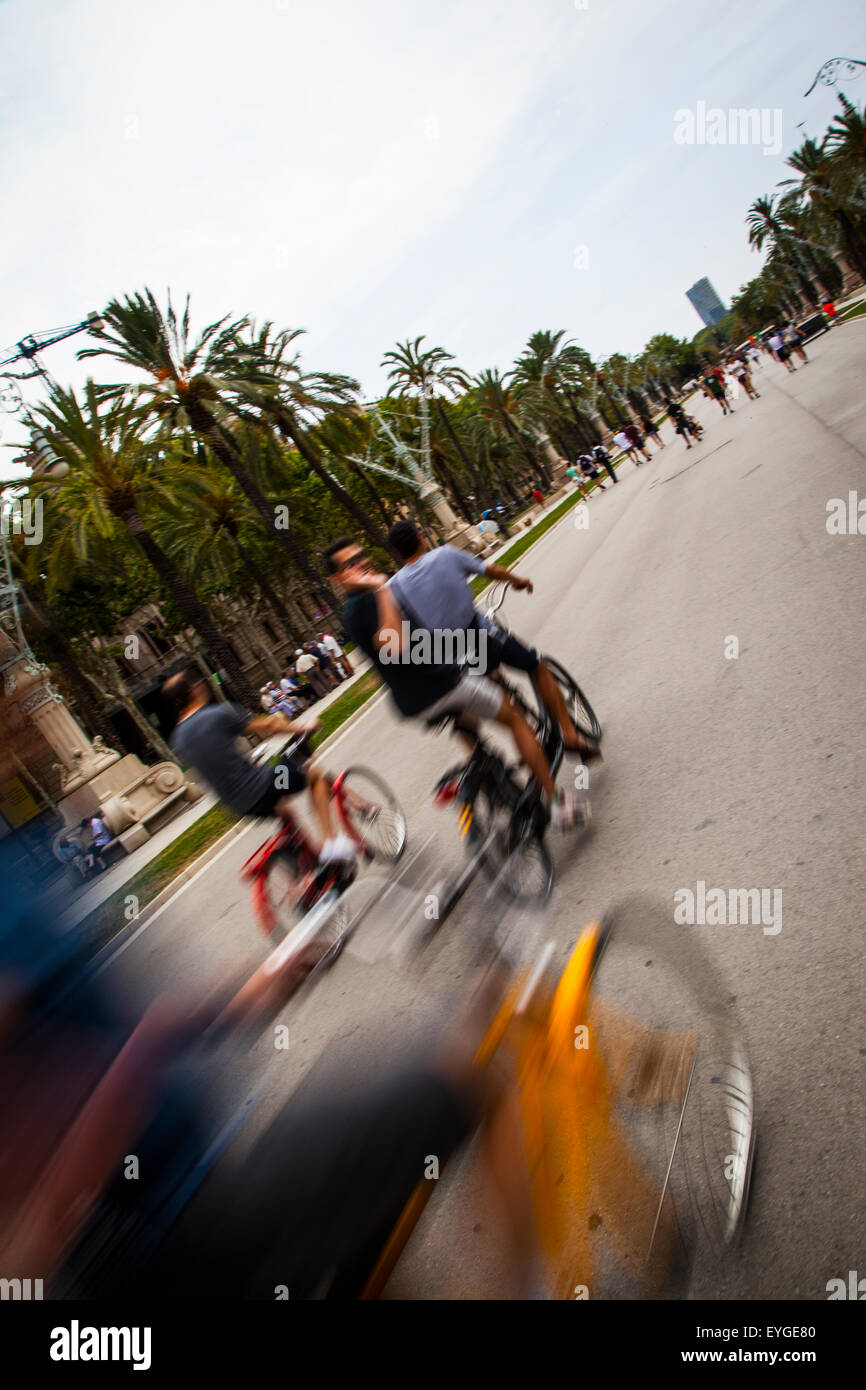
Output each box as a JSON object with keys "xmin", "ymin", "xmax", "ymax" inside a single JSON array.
[{"xmin": 434, "ymin": 779, "xmax": 460, "ymax": 806}]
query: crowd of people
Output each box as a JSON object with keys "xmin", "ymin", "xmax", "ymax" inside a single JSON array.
[{"xmin": 259, "ymin": 634, "xmax": 352, "ymax": 715}]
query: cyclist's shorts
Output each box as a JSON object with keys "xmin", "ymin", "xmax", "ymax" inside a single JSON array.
[
  {"xmin": 246, "ymin": 758, "xmax": 307, "ymax": 816},
  {"xmin": 423, "ymin": 672, "xmax": 504, "ymax": 723},
  {"xmin": 485, "ymin": 629, "xmax": 540, "ymax": 675},
  {"xmin": 137, "ymin": 1058, "xmax": 480, "ymax": 1299}
]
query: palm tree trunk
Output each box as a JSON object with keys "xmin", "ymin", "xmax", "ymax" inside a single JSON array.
[
  {"xmin": 230, "ymin": 532, "xmax": 300, "ymax": 647},
  {"xmin": 344, "ymin": 457, "xmax": 393, "ymax": 527},
  {"xmin": 117, "ymin": 504, "xmax": 259, "ymax": 707},
  {"xmin": 186, "ymin": 403, "xmax": 337, "ymax": 614},
  {"xmin": 276, "ymin": 411, "xmax": 397, "ymax": 560}
]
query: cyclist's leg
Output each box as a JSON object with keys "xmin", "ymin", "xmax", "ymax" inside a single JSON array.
[
  {"xmin": 489, "ymin": 631, "xmax": 598, "ymax": 758},
  {"xmin": 423, "ymin": 674, "xmax": 555, "ymax": 798}
]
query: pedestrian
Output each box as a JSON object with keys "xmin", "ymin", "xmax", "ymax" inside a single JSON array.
[
  {"xmin": 531, "ymin": 487, "xmax": 545, "ymax": 507},
  {"xmin": 613, "ymin": 428, "xmax": 639, "ymax": 466},
  {"xmin": 623, "ymin": 421, "xmax": 652, "ymax": 461},
  {"xmin": 767, "ymin": 328, "xmax": 796, "ymax": 373},
  {"xmin": 702, "ymin": 368, "xmax": 734, "ymax": 414},
  {"xmin": 296, "ymin": 646, "xmax": 329, "ymax": 699},
  {"xmin": 783, "ymin": 322, "xmax": 808, "ymax": 366},
  {"xmin": 57, "ymin": 833, "xmax": 89, "ymax": 881},
  {"xmin": 822, "ymin": 299, "xmax": 837, "ymax": 327},
  {"xmin": 727, "ymin": 355, "xmax": 760, "ymax": 400},
  {"xmin": 665, "ymin": 400, "xmax": 694, "ymax": 449},
  {"xmin": 282, "ymin": 668, "xmax": 316, "ymax": 708},
  {"xmin": 638, "ymin": 412, "xmax": 664, "ymax": 448},
  {"xmin": 591, "ymin": 443, "xmax": 619, "ymax": 484},
  {"xmin": 79, "ymin": 814, "xmax": 109, "ymax": 875}
]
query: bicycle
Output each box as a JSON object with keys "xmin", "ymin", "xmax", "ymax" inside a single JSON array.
[
  {"xmin": 239, "ymin": 732, "xmax": 408, "ymax": 941},
  {"xmin": 361, "ymin": 892, "xmax": 756, "ymax": 1300},
  {"xmin": 430, "ymin": 581, "xmax": 601, "ymax": 906}
]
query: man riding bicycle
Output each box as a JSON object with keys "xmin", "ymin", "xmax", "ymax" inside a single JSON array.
[
  {"xmin": 323, "ymin": 536, "xmax": 581, "ymax": 831},
  {"xmin": 162, "ymin": 668, "xmax": 355, "ymax": 865},
  {"xmin": 384, "ymin": 521, "xmax": 599, "ymax": 761}
]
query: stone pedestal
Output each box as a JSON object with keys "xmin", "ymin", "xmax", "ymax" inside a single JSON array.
[{"xmin": 0, "ymin": 630, "xmax": 201, "ymax": 860}]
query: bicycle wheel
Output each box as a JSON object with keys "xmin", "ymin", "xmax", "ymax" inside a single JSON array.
[
  {"xmin": 586, "ymin": 893, "xmax": 756, "ymax": 1294},
  {"xmin": 337, "ymin": 767, "xmax": 408, "ymax": 862},
  {"xmin": 542, "ymin": 656, "xmax": 602, "ymax": 741},
  {"xmin": 468, "ymin": 777, "xmax": 553, "ymax": 905},
  {"xmin": 260, "ymin": 850, "xmax": 306, "ymax": 939}
]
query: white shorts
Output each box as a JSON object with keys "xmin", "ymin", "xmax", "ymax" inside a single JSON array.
[{"xmin": 423, "ymin": 673, "xmax": 505, "ymax": 724}]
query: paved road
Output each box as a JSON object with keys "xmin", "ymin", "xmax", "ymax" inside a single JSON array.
[{"xmin": 98, "ymin": 322, "xmax": 866, "ymax": 1299}]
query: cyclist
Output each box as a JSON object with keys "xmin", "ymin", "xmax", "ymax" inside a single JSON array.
[
  {"xmin": 384, "ymin": 520, "xmax": 598, "ymax": 763},
  {"xmin": 323, "ymin": 537, "xmax": 580, "ymax": 830},
  {"xmin": 0, "ymin": 845, "xmax": 536, "ymax": 1300},
  {"xmin": 162, "ymin": 667, "xmax": 355, "ymax": 864}
]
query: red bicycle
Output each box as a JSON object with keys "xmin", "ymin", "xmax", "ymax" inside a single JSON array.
[{"xmin": 239, "ymin": 734, "xmax": 407, "ymax": 939}]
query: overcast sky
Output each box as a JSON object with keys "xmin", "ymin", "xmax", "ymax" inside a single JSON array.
[{"xmin": 1, "ymin": 0, "xmax": 863, "ymax": 472}]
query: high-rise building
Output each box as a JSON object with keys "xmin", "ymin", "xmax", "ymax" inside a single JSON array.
[{"xmin": 686, "ymin": 277, "xmax": 728, "ymax": 327}]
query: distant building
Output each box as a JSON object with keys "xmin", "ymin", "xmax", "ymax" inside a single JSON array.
[{"xmin": 686, "ymin": 277, "xmax": 728, "ymax": 328}]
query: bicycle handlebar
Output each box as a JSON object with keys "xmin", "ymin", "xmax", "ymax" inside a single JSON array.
[{"xmin": 484, "ymin": 580, "xmax": 510, "ymax": 623}]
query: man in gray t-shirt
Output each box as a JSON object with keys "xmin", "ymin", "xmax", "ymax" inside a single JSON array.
[
  {"xmin": 164, "ymin": 668, "xmax": 355, "ymax": 865},
  {"xmin": 386, "ymin": 521, "xmax": 600, "ymax": 761}
]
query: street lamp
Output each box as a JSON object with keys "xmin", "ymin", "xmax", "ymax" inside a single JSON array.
[
  {"xmin": 804, "ymin": 56, "xmax": 866, "ymax": 98},
  {"xmin": 0, "ymin": 310, "xmax": 105, "ymax": 394}
]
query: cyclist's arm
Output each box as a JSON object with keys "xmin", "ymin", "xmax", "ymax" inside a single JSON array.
[
  {"xmin": 483, "ymin": 561, "xmax": 533, "ymax": 593},
  {"xmin": 246, "ymin": 712, "xmax": 318, "ymax": 739}
]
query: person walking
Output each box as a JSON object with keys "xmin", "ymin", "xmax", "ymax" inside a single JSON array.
[
  {"xmin": 592, "ymin": 443, "xmax": 618, "ymax": 484},
  {"xmin": 767, "ymin": 328, "xmax": 796, "ymax": 373},
  {"xmin": 666, "ymin": 400, "xmax": 694, "ymax": 449},
  {"xmin": 613, "ymin": 428, "xmax": 643, "ymax": 467},
  {"xmin": 638, "ymin": 412, "xmax": 664, "ymax": 449},
  {"xmin": 702, "ymin": 368, "xmax": 734, "ymax": 415},
  {"xmin": 623, "ymin": 421, "xmax": 652, "ymax": 461},
  {"xmin": 727, "ymin": 354, "xmax": 760, "ymax": 400},
  {"xmin": 296, "ymin": 646, "xmax": 330, "ymax": 699},
  {"xmin": 783, "ymin": 322, "xmax": 808, "ymax": 366}
]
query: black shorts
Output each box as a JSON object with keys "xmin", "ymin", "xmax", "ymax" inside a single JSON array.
[
  {"xmin": 484, "ymin": 627, "xmax": 540, "ymax": 675},
  {"xmin": 245, "ymin": 759, "xmax": 307, "ymax": 816}
]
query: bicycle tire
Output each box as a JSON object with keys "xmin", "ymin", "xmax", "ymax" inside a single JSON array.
[
  {"xmin": 260, "ymin": 850, "xmax": 306, "ymax": 939},
  {"xmin": 542, "ymin": 656, "xmax": 602, "ymax": 742},
  {"xmin": 337, "ymin": 767, "xmax": 408, "ymax": 863},
  {"xmin": 587, "ymin": 893, "xmax": 756, "ymax": 1287}
]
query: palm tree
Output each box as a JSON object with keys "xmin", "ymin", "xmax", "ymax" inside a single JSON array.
[
  {"xmin": 156, "ymin": 467, "xmax": 302, "ymax": 648},
  {"xmin": 28, "ymin": 382, "xmax": 259, "ymax": 706},
  {"xmin": 78, "ymin": 289, "xmax": 338, "ymax": 614},
  {"xmin": 238, "ymin": 321, "xmax": 395, "ymax": 558},
  {"xmin": 746, "ymin": 195, "xmax": 820, "ymax": 308},
  {"xmin": 381, "ymin": 337, "xmax": 496, "ymax": 516},
  {"xmin": 472, "ymin": 368, "xmax": 545, "ymax": 486},
  {"xmin": 783, "ymin": 134, "xmax": 866, "ymax": 281}
]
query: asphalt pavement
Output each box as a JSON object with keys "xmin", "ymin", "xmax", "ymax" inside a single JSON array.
[{"xmin": 94, "ymin": 320, "xmax": 866, "ymax": 1300}]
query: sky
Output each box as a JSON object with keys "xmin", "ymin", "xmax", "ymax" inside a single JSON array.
[{"xmin": 1, "ymin": 0, "xmax": 864, "ymax": 473}]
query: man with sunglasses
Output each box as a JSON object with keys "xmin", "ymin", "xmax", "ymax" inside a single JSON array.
[
  {"xmin": 323, "ymin": 538, "xmax": 580, "ymax": 830},
  {"xmin": 162, "ymin": 667, "xmax": 355, "ymax": 864}
]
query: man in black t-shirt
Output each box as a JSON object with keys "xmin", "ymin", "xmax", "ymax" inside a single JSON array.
[{"xmin": 163, "ymin": 669, "xmax": 355, "ymax": 865}]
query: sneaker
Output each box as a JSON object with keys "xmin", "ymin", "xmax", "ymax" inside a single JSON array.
[
  {"xmin": 551, "ymin": 789, "xmax": 578, "ymax": 831},
  {"xmin": 319, "ymin": 833, "xmax": 357, "ymax": 865}
]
